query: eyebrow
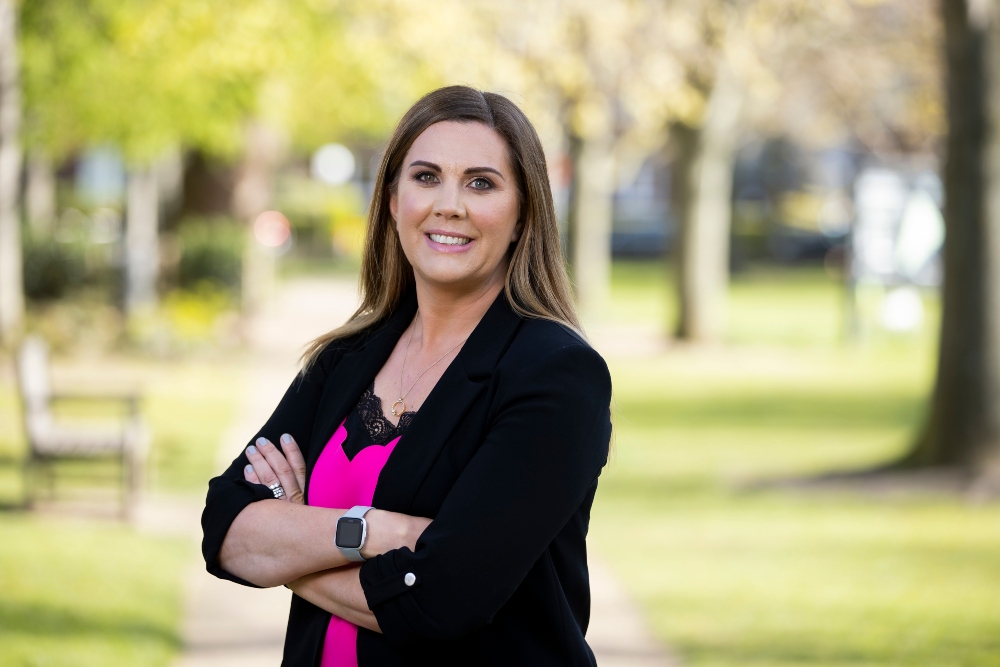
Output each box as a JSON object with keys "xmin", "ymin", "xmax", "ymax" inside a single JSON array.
[{"xmin": 409, "ymin": 160, "xmax": 506, "ymax": 182}]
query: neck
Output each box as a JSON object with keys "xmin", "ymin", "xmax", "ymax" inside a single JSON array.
[{"xmin": 412, "ymin": 265, "xmax": 507, "ymax": 350}]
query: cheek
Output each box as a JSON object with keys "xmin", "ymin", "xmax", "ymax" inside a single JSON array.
[
  {"xmin": 395, "ymin": 191, "xmax": 431, "ymax": 229},
  {"xmin": 478, "ymin": 199, "xmax": 520, "ymax": 245}
]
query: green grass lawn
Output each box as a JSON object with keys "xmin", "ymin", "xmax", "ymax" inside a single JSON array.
[
  {"xmin": 0, "ymin": 515, "xmax": 190, "ymax": 667},
  {"xmin": 0, "ymin": 354, "xmax": 243, "ymax": 666},
  {"xmin": 590, "ymin": 262, "xmax": 1000, "ymax": 666}
]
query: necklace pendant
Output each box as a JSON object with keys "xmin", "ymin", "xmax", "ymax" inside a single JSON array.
[{"xmin": 391, "ymin": 398, "xmax": 405, "ymax": 416}]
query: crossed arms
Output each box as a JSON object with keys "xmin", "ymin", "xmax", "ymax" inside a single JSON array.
[{"xmin": 218, "ymin": 433, "xmax": 431, "ymax": 632}]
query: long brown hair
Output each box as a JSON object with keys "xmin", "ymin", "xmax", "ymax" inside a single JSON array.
[{"xmin": 301, "ymin": 85, "xmax": 580, "ymax": 369}]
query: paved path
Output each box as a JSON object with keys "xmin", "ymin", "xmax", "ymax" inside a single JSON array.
[{"xmin": 156, "ymin": 276, "xmax": 677, "ymax": 667}]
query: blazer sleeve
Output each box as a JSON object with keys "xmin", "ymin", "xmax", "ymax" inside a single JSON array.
[
  {"xmin": 201, "ymin": 344, "xmax": 341, "ymax": 587},
  {"xmin": 358, "ymin": 341, "xmax": 612, "ymax": 643}
]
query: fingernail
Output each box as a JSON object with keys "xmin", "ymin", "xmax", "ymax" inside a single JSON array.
[
  {"xmin": 247, "ymin": 445, "xmax": 257, "ymax": 455},
  {"xmin": 280, "ymin": 434, "xmax": 292, "ymax": 445},
  {"xmin": 245, "ymin": 464, "xmax": 254, "ymax": 474},
  {"xmin": 256, "ymin": 437, "xmax": 268, "ymax": 448}
]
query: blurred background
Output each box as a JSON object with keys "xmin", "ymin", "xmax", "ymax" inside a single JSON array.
[{"xmin": 1, "ymin": 0, "xmax": 998, "ymax": 665}]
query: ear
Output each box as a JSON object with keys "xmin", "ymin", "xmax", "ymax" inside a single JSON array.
[
  {"xmin": 389, "ymin": 188, "xmax": 399, "ymax": 226},
  {"xmin": 511, "ymin": 217, "xmax": 524, "ymax": 243}
]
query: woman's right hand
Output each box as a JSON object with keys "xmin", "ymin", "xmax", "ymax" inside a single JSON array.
[{"xmin": 244, "ymin": 433, "xmax": 307, "ymax": 504}]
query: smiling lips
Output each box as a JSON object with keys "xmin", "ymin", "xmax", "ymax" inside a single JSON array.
[{"xmin": 427, "ymin": 233, "xmax": 472, "ymax": 246}]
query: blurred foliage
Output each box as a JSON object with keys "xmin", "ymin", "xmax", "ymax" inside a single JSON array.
[
  {"xmin": 161, "ymin": 283, "xmax": 238, "ymax": 345},
  {"xmin": 17, "ymin": 0, "xmax": 444, "ymax": 165},
  {"xmin": 174, "ymin": 217, "xmax": 243, "ymax": 292},
  {"xmin": 22, "ymin": 211, "xmax": 123, "ymax": 307},
  {"xmin": 20, "ymin": 214, "xmax": 244, "ymax": 355},
  {"xmin": 126, "ymin": 285, "xmax": 239, "ymax": 354},
  {"xmin": 776, "ymin": 190, "xmax": 826, "ymax": 232},
  {"xmin": 327, "ymin": 188, "xmax": 368, "ymax": 259},
  {"xmin": 272, "ymin": 174, "xmax": 368, "ymax": 260},
  {"xmin": 26, "ymin": 293, "xmax": 126, "ymax": 353},
  {"xmin": 17, "ymin": 0, "xmax": 941, "ymax": 167},
  {"xmin": 22, "ymin": 233, "xmax": 87, "ymax": 301},
  {"xmin": 269, "ymin": 1, "xmax": 442, "ymax": 151},
  {"xmin": 20, "ymin": 0, "xmax": 260, "ymax": 161}
]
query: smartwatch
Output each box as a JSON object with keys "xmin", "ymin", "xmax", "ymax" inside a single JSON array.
[{"xmin": 336, "ymin": 505, "xmax": 374, "ymax": 562}]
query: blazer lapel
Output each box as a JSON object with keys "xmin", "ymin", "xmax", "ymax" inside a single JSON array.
[
  {"xmin": 374, "ymin": 291, "xmax": 524, "ymax": 513},
  {"xmin": 307, "ymin": 290, "xmax": 418, "ymax": 473}
]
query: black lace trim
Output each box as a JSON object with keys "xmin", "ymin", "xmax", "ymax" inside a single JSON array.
[{"xmin": 357, "ymin": 383, "xmax": 415, "ymax": 446}]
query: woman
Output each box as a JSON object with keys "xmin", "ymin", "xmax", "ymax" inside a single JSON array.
[{"xmin": 202, "ymin": 85, "xmax": 612, "ymax": 666}]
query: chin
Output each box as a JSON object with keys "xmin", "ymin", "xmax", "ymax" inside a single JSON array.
[{"xmin": 415, "ymin": 265, "xmax": 495, "ymax": 292}]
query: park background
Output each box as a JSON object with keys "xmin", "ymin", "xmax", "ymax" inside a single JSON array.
[{"xmin": 1, "ymin": 0, "xmax": 999, "ymax": 665}]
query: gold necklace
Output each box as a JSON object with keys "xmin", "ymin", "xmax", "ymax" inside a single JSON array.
[{"xmin": 391, "ymin": 315, "xmax": 468, "ymax": 416}]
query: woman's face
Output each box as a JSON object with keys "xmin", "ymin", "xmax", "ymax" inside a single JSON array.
[{"xmin": 390, "ymin": 121, "xmax": 522, "ymax": 295}]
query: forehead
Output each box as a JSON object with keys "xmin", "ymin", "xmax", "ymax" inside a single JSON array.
[{"xmin": 405, "ymin": 121, "xmax": 511, "ymax": 171}]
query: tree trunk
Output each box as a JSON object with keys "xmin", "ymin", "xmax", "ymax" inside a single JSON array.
[
  {"xmin": 908, "ymin": 0, "xmax": 1000, "ymax": 474},
  {"xmin": 672, "ymin": 64, "xmax": 743, "ymax": 342},
  {"xmin": 571, "ymin": 133, "xmax": 615, "ymax": 323},
  {"xmin": 0, "ymin": 0, "xmax": 23, "ymax": 345},
  {"xmin": 231, "ymin": 121, "xmax": 286, "ymax": 316},
  {"xmin": 563, "ymin": 131, "xmax": 582, "ymax": 266},
  {"xmin": 25, "ymin": 151, "xmax": 55, "ymax": 236},
  {"xmin": 125, "ymin": 166, "xmax": 159, "ymax": 315}
]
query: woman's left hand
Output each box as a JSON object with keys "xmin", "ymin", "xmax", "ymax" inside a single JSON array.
[{"xmin": 244, "ymin": 433, "xmax": 307, "ymax": 504}]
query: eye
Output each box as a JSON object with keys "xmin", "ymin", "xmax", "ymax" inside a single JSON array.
[
  {"xmin": 414, "ymin": 171, "xmax": 438, "ymax": 184},
  {"xmin": 469, "ymin": 177, "xmax": 494, "ymax": 190}
]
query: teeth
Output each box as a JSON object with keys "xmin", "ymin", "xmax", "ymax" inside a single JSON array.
[{"xmin": 429, "ymin": 234, "xmax": 471, "ymax": 246}]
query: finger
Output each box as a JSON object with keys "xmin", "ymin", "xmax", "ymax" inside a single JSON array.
[
  {"xmin": 279, "ymin": 434, "xmax": 307, "ymax": 491},
  {"xmin": 244, "ymin": 464, "xmax": 262, "ymax": 485},
  {"xmin": 256, "ymin": 437, "xmax": 304, "ymax": 504},
  {"xmin": 245, "ymin": 442, "xmax": 279, "ymax": 489}
]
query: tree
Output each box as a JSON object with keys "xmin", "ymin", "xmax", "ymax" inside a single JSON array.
[
  {"xmin": 24, "ymin": 151, "xmax": 55, "ymax": 235},
  {"xmin": 484, "ymin": 0, "xmax": 680, "ymax": 322},
  {"xmin": 664, "ymin": 0, "xmax": 942, "ymax": 342},
  {"xmin": 0, "ymin": 0, "xmax": 23, "ymax": 345},
  {"xmin": 669, "ymin": 61, "xmax": 744, "ymax": 342},
  {"xmin": 664, "ymin": 0, "xmax": 847, "ymax": 342},
  {"xmin": 661, "ymin": 0, "xmax": 744, "ymax": 342},
  {"xmin": 907, "ymin": 0, "xmax": 1000, "ymax": 477},
  {"xmin": 20, "ymin": 0, "xmax": 306, "ymax": 318}
]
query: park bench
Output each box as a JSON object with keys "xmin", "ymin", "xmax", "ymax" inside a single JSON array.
[{"xmin": 15, "ymin": 335, "xmax": 148, "ymax": 518}]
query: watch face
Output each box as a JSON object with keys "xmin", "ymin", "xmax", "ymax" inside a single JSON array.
[{"xmin": 336, "ymin": 517, "xmax": 364, "ymax": 549}]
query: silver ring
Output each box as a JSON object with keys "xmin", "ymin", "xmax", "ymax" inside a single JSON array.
[{"xmin": 268, "ymin": 482, "xmax": 285, "ymax": 499}]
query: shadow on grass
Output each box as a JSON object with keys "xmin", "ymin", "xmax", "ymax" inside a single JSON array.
[{"xmin": 740, "ymin": 463, "xmax": 1000, "ymax": 504}]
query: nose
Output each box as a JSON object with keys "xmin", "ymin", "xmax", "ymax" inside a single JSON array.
[{"xmin": 433, "ymin": 181, "xmax": 465, "ymax": 219}]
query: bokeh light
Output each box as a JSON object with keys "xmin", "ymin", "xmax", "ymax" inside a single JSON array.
[
  {"xmin": 253, "ymin": 210, "xmax": 292, "ymax": 250},
  {"xmin": 310, "ymin": 144, "xmax": 356, "ymax": 186}
]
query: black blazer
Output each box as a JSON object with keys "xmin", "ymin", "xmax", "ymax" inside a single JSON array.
[{"xmin": 201, "ymin": 288, "xmax": 613, "ymax": 666}]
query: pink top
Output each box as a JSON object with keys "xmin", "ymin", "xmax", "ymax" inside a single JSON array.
[{"xmin": 306, "ymin": 388, "xmax": 412, "ymax": 667}]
